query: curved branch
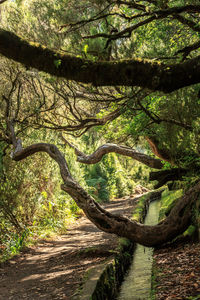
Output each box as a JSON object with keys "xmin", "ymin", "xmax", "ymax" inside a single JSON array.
[
  {"xmin": 146, "ymin": 136, "xmax": 173, "ymax": 163},
  {"xmin": 65, "ymin": 142, "xmax": 164, "ymax": 169},
  {"xmin": 0, "ymin": 0, "xmax": 8, "ymax": 4},
  {"xmin": 9, "ymin": 124, "xmax": 200, "ymax": 247},
  {"xmin": 0, "ymin": 29, "xmax": 200, "ymax": 92}
]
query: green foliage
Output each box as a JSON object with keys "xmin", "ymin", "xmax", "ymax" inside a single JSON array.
[
  {"xmin": 86, "ymin": 177, "xmax": 109, "ymax": 202},
  {"xmin": 0, "ymin": 130, "xmax": 82, "ymax": 260},
  {"xmin": 83, "ymin": 151, "xmax": 142, "ymax": 202},
  {"xmin": 0, "ymin": 228, "xmax": 29, "ymax": 261},
  {"xmin": 53, "ymin": 59, "xmax": 62, "ymax": 68},
  {"xmin": 0, "ymin": 143, "xmax": 4, "ymax": 175},
  {"xmin": 159, "ymin": 187, "xmax": 200, "ymax": 239},
  {"xmin": 186, "ymin": 296, "xmax": 200, "ymax": 300},
  {"xmin": 183, "ymin": 225, "xmax": 196, "ymax": 237}
]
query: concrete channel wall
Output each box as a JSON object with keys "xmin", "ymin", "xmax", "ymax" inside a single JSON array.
[{"xmin": 74, "ymin": 190, "xmax": 163, "ymax": 300}]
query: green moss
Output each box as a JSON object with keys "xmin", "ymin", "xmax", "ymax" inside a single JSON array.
[
  {"xmin": 183, "ymin": 225, "xmax": 196, "ymax": 237},
  {"xmin": 159, "ymin": 189, "xmax": 200, "ymax": 240},
  {"xmin": 183, "ymin": 196, "xmax": 200, "ymax": 239},
  {"xmin": 132, "ymin": 193, "xmax": 149, "ymax": 221},
  {"xmin": 118, "ymin": 238, "xmax": 131, "ymax": 248},
  {"xmin": 159, "ymin": 189, "xmax": 183, "ymax": 221},
  {"xmin": 132, "ymin": 189, "xmax": 164, "ymax": 222}
]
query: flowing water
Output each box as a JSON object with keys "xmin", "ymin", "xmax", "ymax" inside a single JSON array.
[{"xmin": 118, "ymin": 200, "xmax": 160, "ymax": 300}]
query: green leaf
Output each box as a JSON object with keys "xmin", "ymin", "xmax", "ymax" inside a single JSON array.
[
  {"xmin": 83, "ymin": 44, "xmax": 88, "ymax": 54},
  {"xmin": 53, "ymin": 59, "xmax": 61, "ymax": 68}
]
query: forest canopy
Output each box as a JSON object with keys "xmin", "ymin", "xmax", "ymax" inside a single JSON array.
[{"xmin": 0, "ymin": 0, "xmax": 200, "ymax": 249}]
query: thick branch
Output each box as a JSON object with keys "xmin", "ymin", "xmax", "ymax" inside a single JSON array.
[
  {"xmin": 146, "ymin": 136, "xmax": 173, "ymax": 163},
  {"xmin": 66, "ymin": 142, "xmax": 164, "ymax": 169},
  {"xmin": 0, "ymin": 0, "xmax": 8, "ymax": 4},
  {"xmin": 149, "ymin": 168, "xmax": 187, "ymax": 188},
  {"xmin": 0, "ymin": 29, "xmax": 200, "ymax": 92},
  {"xmin": 9, "ymin": 124, "xmax": 200, "ymax": 247}
]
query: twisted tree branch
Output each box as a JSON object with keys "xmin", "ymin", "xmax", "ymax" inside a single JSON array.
[
  {"xmin": 64, "ymin": 141, "xmax": 164, "ymax": 169},
  {"xmin": 8, "ymin": 123, "xmax": 200, "ymax": 247}
]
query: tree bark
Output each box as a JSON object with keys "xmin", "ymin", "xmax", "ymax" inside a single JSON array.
[
  {"xmin": 10, "ymin": 133, "xmax": 200, "ymax": 247},
  {"xmin": 146, "ymin": 136, "xmax": 173, "ymax": 163},
  {"xmin": 64, "ymin": 141, "xmax": 164, "ymax": 169},
  {"xmin": 149, "ymin": 168, "xmax": 188, "ymax": 188},
  {"xmin": 0, "ymin": 29, "xmax": 200, "ymax": 92}
]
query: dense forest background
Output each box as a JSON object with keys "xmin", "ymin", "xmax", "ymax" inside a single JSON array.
[{"xmin": 0, "ymin": 0, "xmax": 200, "ymax": 258}]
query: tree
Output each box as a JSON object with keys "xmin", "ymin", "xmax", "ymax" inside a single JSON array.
[{"xmin": 0, "ymin": 0, "xmax": 200, "ymax": 246}]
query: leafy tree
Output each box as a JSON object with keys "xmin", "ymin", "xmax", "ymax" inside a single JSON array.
[{"xmin": 0, "ymin": 0, "xmax": 200, "ymax": 246}]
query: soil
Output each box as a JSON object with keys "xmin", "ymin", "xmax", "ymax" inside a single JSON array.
[
  {"xmin": 154, "ymin": 240, "xmax": 200, "ymax": 300},
  {"xmin": 0, "ymin": 195, "xmax": 139, "ymax": 300}
]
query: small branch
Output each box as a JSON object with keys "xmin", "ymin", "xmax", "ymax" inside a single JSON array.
[
  {"xmin": 7, "ymin": 121, "xmax": 18, "ymax": 148},
  {"xmin": 137, "ymin": 100, "xmax": 160, "ymax": 124},
  {"xmin": 175, "ymin": 40, "xmax": 200, "ymax": 61},
  {"xmin": 60, "ymin": 134, "xmax": 85, "ymax": 157},
  {"xmin": 82, "ymin": 16, "xmax": 156, "ymax": 41},
  {"xmin": 39, "ymin": 107, "xmax": 121, "ymax": 133},
  {"xmin": 138, "ymin": 101, "xmax": 193, "ymax": 131},
  {"xmin": 82, "ymin": 5, "xmax": 200, "ymax": 42}
]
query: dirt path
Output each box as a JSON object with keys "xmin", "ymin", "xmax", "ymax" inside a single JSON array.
[{"xmin": 0, "ymin": 196, "xmax": 138, "ymax": 300}]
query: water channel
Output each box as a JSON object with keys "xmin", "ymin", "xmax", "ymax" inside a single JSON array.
[{"xmin": 118, "ymin": 200, "xmax": 160, "ymax": 300}]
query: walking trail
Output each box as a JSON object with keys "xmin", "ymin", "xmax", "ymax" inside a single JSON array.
[{"xmin": 0, "ymin": 195, "xmax": 139, "ymax": 300}]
